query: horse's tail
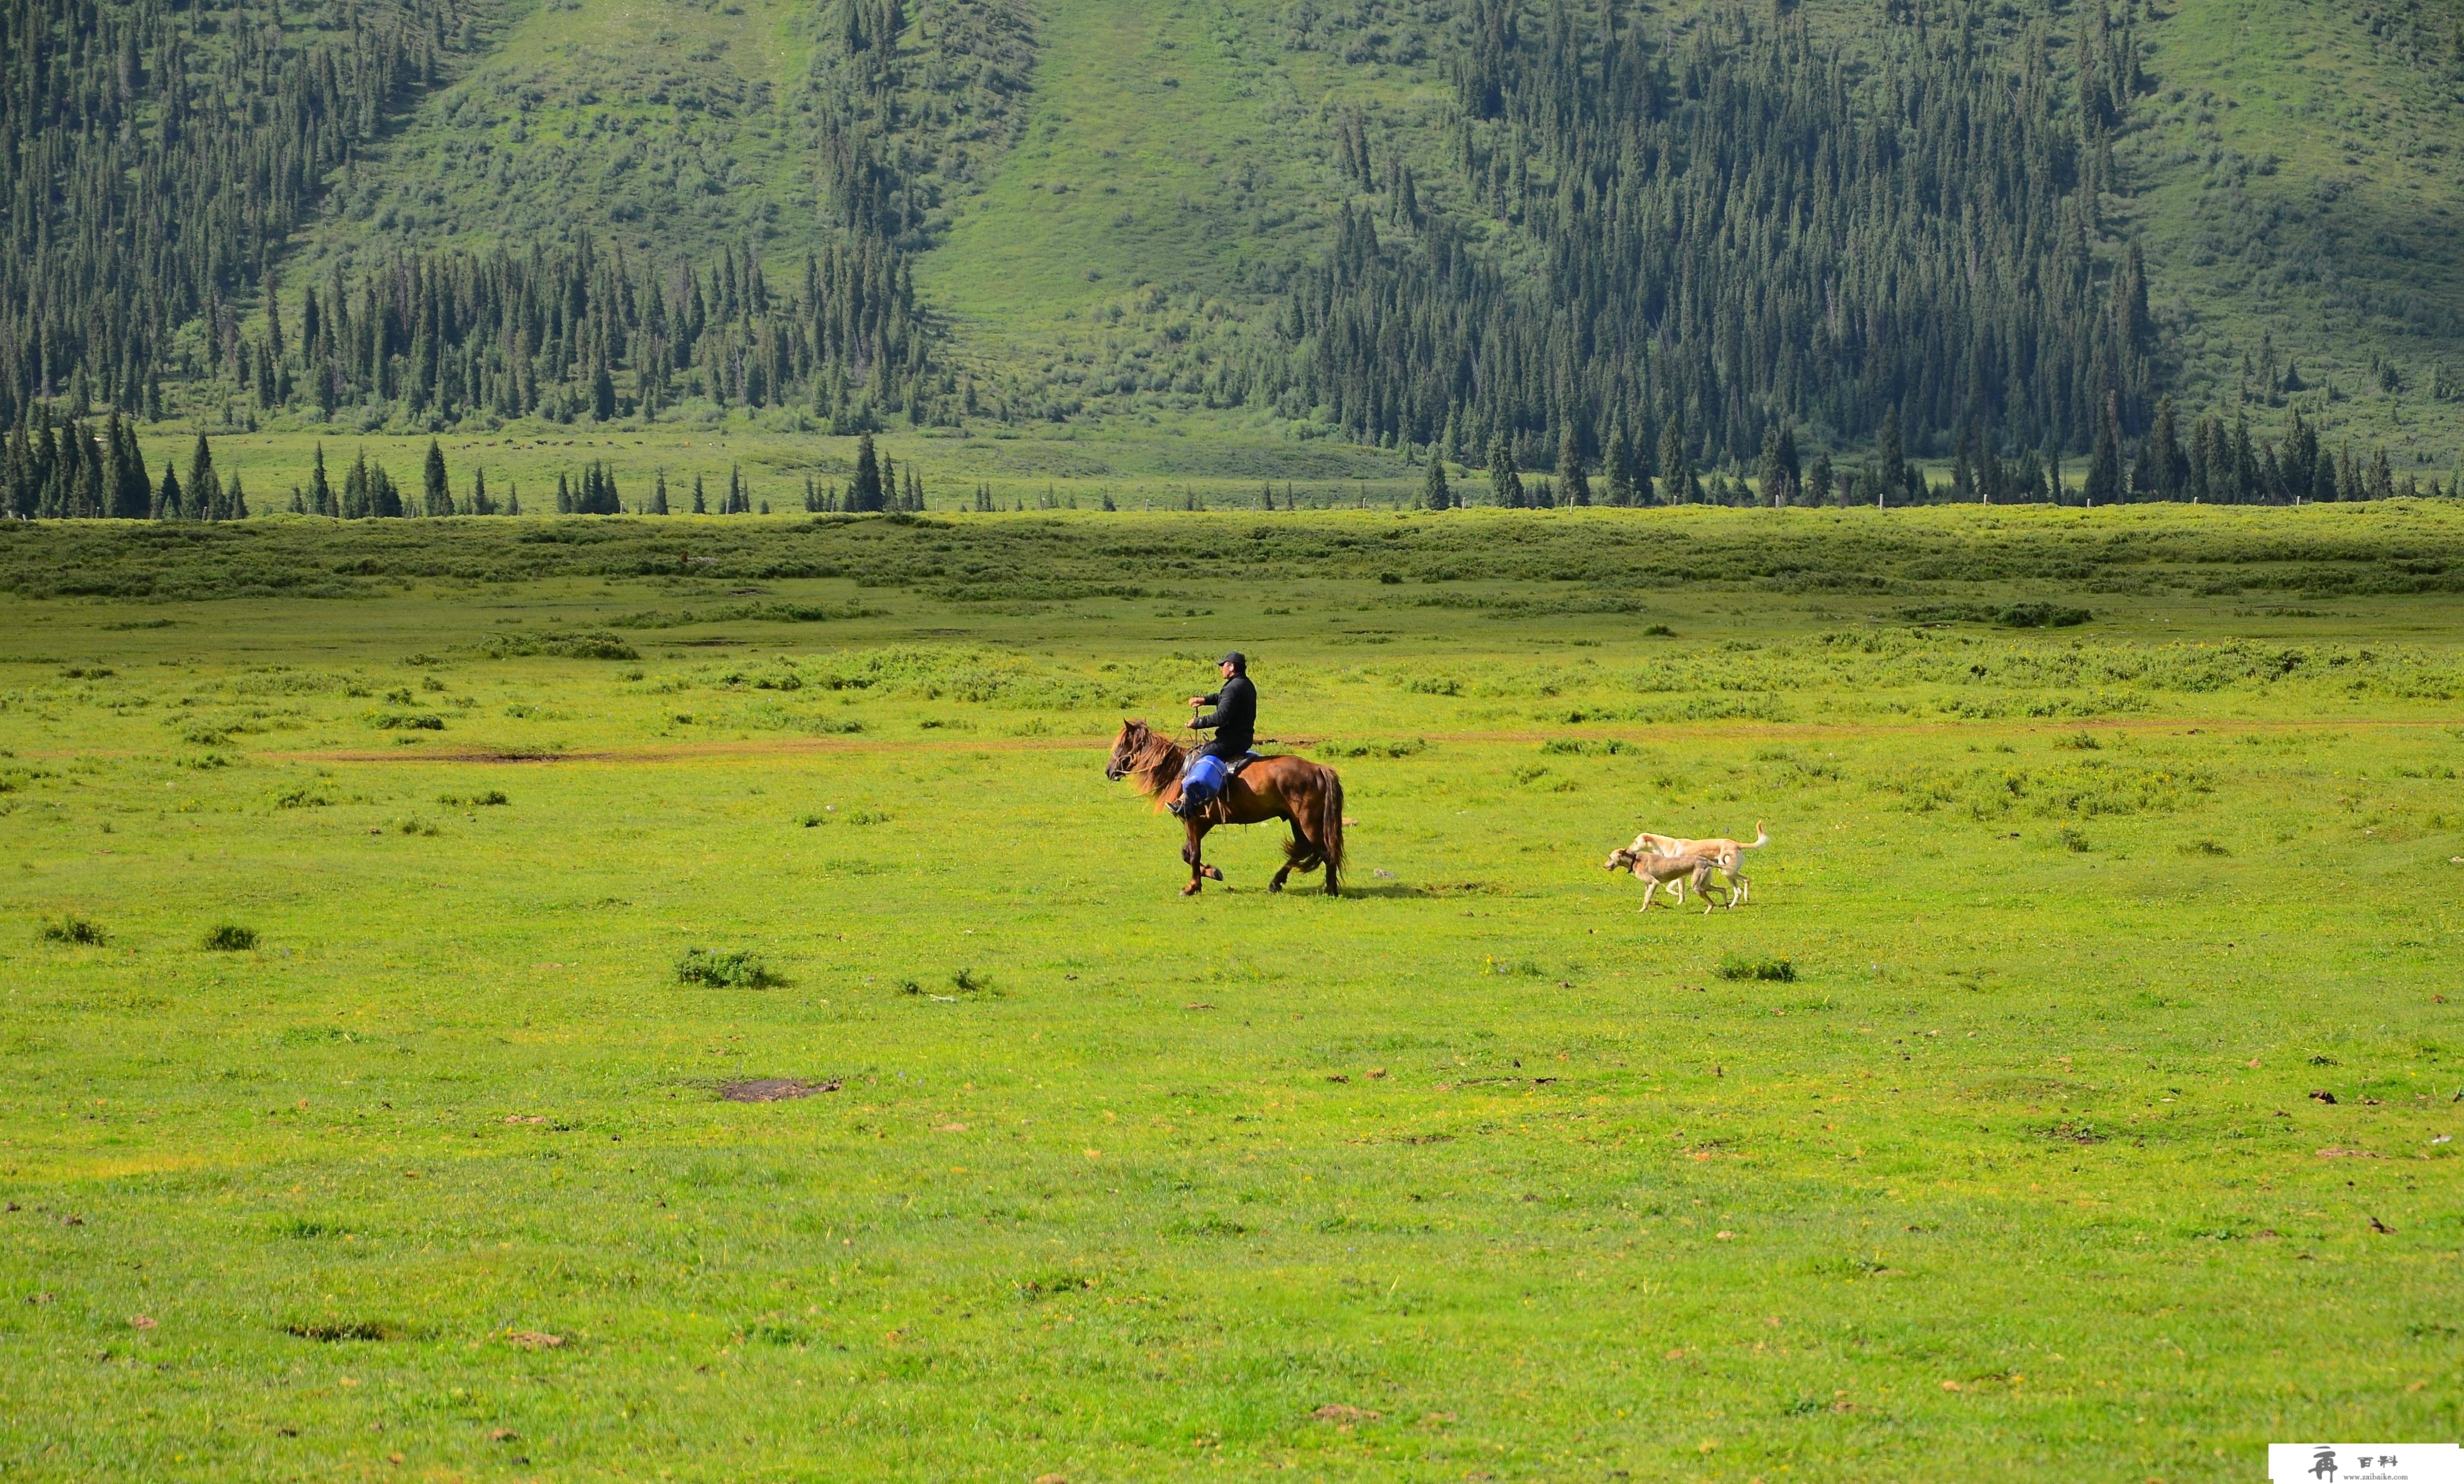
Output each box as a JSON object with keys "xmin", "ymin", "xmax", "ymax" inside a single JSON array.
[{"xmin": 1317, "ymin": 768, "xmax": 1346, "ymax": 895}]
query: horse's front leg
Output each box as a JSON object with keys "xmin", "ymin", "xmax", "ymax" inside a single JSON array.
[{"xmin": 1181, "ymin": 820, "xmax": 1214, "ymax": 895}]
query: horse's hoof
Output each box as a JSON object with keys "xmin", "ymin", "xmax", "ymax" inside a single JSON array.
[
  {"xmin": 1200, "ymin": 866, "xmax": 1224, "ymax": 881},
  {"xmin": 1181, "ymin": 882, "xmax": 1202, "ymax": 897}
]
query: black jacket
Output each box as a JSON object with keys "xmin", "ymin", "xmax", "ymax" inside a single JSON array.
[{"xmin": 1192, "ymin": 674, "xmax": 1256, "ymax": 754}]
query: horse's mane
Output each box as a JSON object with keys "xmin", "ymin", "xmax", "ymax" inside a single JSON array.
[{"xmin": 1118, "ymin": 722, "xmax": 1187, "ymax": 804}]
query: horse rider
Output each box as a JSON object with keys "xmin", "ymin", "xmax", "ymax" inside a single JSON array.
[{"xmin": 1170, "ymin": 652, "xmax": 1256, "ymax": 818}]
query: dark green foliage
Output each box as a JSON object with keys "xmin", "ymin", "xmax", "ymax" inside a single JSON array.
[
  {"xmin": 201, "ymin": 924, "xmax": 258, "ymax": 952},
  {"xmin": 676, "ymin": 948, "xmax": 784, "ymax": 988},
  {"xmin": 422, "ymin": 442, "xmax": 451, "ymax": 518},
  {"xmin": 850, "ymin": 433, "xmax": 886, "ymax": 512},
  {"xmin": 1716, "ymin": 952, "xmax": 1796, "ymax": 983},
  {"xmin": 1897, "ymin": 602, "xmax": 2092, "ymax": 628},
  {"xmin": 476, "ymin": 632, "xmax": 639, "ymax": 660},
  {"xmin": 1282, "ymin": 0, "xmax": 2155, "ymax": 470},
  {"xmin": 0, "ymin": 0, "xmax": 474, "ymax": 426},
  {"xmin": 37, "ymin": 914, "xmax": 106, "ymax": 945}
]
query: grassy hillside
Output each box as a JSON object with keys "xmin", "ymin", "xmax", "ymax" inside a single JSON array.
[
  {"xmin": 286, "ymin": 0, "xmax": 828, "ymax": 272},
  {"xmin": 2132, "ymin": 0, "xmax": 2464, "ymax": 465}
]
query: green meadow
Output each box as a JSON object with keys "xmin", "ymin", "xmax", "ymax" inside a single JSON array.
[{"xmin": 1, "ymin": 505, "xmax": 2460, "ymax": 1481}]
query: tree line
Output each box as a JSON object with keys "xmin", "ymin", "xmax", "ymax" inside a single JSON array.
[{"xmin": 242, "ymin": 234, "xmax": 932, "ymax": 430}]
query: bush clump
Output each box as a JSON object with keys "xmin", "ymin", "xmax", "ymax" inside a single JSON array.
[
  {"xmin": 38, "ymin": 914, "xmax": 106, "ymax": 945},
  {"xmin": 478, "ymin": 632, "xmax": 640, "ymax": 660},
  {"xmin": 1714, "ymin": 952, "xmax": 1796, "ymax": 982},
  {"xmin": 676, "ymin": 948, "xmax": 784, "ymax": 988},
  {"xmin": 1896, "ymin": 602, "xmax": 2090, "ymax": 628},
  {"xmin": 202, "ymin": 924, "xmax": 259, "ymax": 951}
]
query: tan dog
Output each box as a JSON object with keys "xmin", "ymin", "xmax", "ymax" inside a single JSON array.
[
  {"xmin": 1605, "ymin": 844, "xmax": 1722, "ymax": 912},
  {"xmin": 1629, "ymin": 822, "xmax": 1766, "ymax": 906}
]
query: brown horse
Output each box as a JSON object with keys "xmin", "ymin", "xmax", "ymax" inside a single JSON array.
[{"xmin": 1104, "ymin": 720, "xmax": 1344, "ymax": 896}]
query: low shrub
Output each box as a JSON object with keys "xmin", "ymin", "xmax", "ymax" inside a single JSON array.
[
  {"xmin": 370, "ymin": 712, "xmax": 446, "ymax": 731},
  {"xmin": 1318, "ymin": 738, "xmax": 1428, "ymax": 759},
  {"xmin": 1998, "ymin": 602, "xmax": 2092, "ymax": 629},
  {"xmin": 438, "ymin": 790, "xmax": 509, "ymax": 806},
  {"xmin": 676, "ymin": 948, "xmax": 784, "ymax": 988},
  {"xmin": 38, "ymin": 914, "xmax": 106, "ymax": 945},
  {"xmin": 1715, "ymin": 952, "xmax": 1796, "ymax": 982},
  {"xmin": 202, "ymin": 924, "xmax": 259, "ymax": 951},
  {"xmin": 478, "ymin": 632, "xmax": 640, "ymax": 660},
  {"xmin": 272, "ymin": 786, "xmax": 332, "ymax": 808}
]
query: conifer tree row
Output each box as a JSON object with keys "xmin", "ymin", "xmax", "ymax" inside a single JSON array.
[
  {"xmin": 1282, "ymin": 0, "xmax": 2160, "ymax": 475},
  {"xmin": 0, "ymin": 0, "xmax": 474, "ymax": 424},
  {"xmin": 262, "ymin": 234, "xmax": 926, "ymax": 428}
]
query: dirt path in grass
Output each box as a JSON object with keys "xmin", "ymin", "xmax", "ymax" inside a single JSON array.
[{"xmin": 265, "ymin": 714, "xmax": 2448, "ymax": 766}]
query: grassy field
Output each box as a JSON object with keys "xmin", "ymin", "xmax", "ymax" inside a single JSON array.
[{"xmin": 1, "ymin": 506, "xmax": 2460, "ymax": 1480}]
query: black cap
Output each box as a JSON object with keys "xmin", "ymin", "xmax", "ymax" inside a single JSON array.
[{"xmin": 1220, "ymin": 651, "xmax": 1246, "ymax": 671}]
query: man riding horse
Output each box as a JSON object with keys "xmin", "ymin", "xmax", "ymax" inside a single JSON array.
[
  {"xmin": 1104, "ymin": 653, "xmax": 1344, "ymax": 896},
  {"xmin": 1170, "ymin": 651, "xmax": 1256, "ymax": 818}
]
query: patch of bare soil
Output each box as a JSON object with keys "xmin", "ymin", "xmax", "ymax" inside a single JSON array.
[{"xmin": 718, "ymin": 1077, "xmax": 840, "ymax": 1103}]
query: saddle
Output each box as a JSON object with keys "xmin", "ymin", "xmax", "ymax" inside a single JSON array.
[{"xmin": 1178, "ymin": 752, "xmax": 1263, "ymax": 815}]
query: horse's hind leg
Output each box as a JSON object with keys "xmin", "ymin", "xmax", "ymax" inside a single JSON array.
[{"xmin": 1270, "ymin": 815, "xmax": 1309, "ymax": 892}]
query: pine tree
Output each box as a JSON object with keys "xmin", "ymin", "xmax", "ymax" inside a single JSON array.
[
  {"xmin": 692, "ymin": 474, "xmax": 708, "ymax": 514},
  {"xmin": 186, "ymin": 434, "xmax": 220, "ymax": 522},
  {"xmin": 156, "ymin": 462, "xmax": 181, "ymax": 521},
  {"xmin": 1558, "ymin": 427, "xmax": 1590, "ymax": 506},
  {"xmin": 1874, "ymin": 408, "xmax": 1904, "ymax": 509},
  {"xmin": 1808, "ymin": 452, "xmax": 1834, "ymax": 506},
  {"xmin": 1423, "ymin": 452, "xmax": 1452, "ymax": 510},
  {"xmin": 1658, "ymin": 419, "xmax": 1691, "ymax": 505},
  {"xmin": 1486, "ymin": 433, "xmax": 1523, "ymax": 508},
  {"xmin": 308, "ymin": 444, "xmax": 334, "ymax": 517},
  {"xmin": 423, "ymin": 440, "xmax": 452, "ymax": 516},
  {"xmin": 226, "ymin": 474, "xmax": 248, "ymax": 520},
  {"xmin": 2086, "ymin": 396, "xmax": 2123, "ymax": 508},
  {"xmin": 851, "ymin": 433, "xmax": 884, "ymax": 512},
  {"xmin": 1602, "ymin": 422, "xmax": 1636, "ymax": 506},
  {"xmin": 1759, "ymin": 426, "xmax": 1790, "ymax": 506},
  {"xmin": 652, "ymin": 470, "xmax": 670, "ymax": 516}
]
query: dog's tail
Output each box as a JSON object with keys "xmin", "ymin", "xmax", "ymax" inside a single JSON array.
[{"xmin": 1742, "ymin": 822, "xmax": 1768, "ymax": 850}]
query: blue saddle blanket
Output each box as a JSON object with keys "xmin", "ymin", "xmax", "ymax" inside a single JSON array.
[{"xmin": 1182, "ymin": 753, "xmax": 1230, "ymax": 810}]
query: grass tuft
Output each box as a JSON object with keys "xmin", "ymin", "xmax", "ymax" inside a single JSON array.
[
  {"xmin": 1716, "ymin": 953, "xmax": 1796, "ymax": 983},
  {"xmin": 200, "ymin": 924, "xmax": 259, "ymax": 952},
  {"xmin": 37, "ymin": 914, "xmax": 106, "ymax": 945},
  {"xmin": 676, "ymin": 948, "xmax": 784, "ymax": 988}
]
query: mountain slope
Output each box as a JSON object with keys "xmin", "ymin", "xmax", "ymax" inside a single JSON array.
[{"xmin": 17, "ymin": 0, "xmax": 2464, "ymax": 496}]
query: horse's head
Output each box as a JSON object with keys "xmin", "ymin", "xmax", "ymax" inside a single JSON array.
[{"xmin": 1104, "ymin": 719, "xmax": 1150, "ymax": 781}]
